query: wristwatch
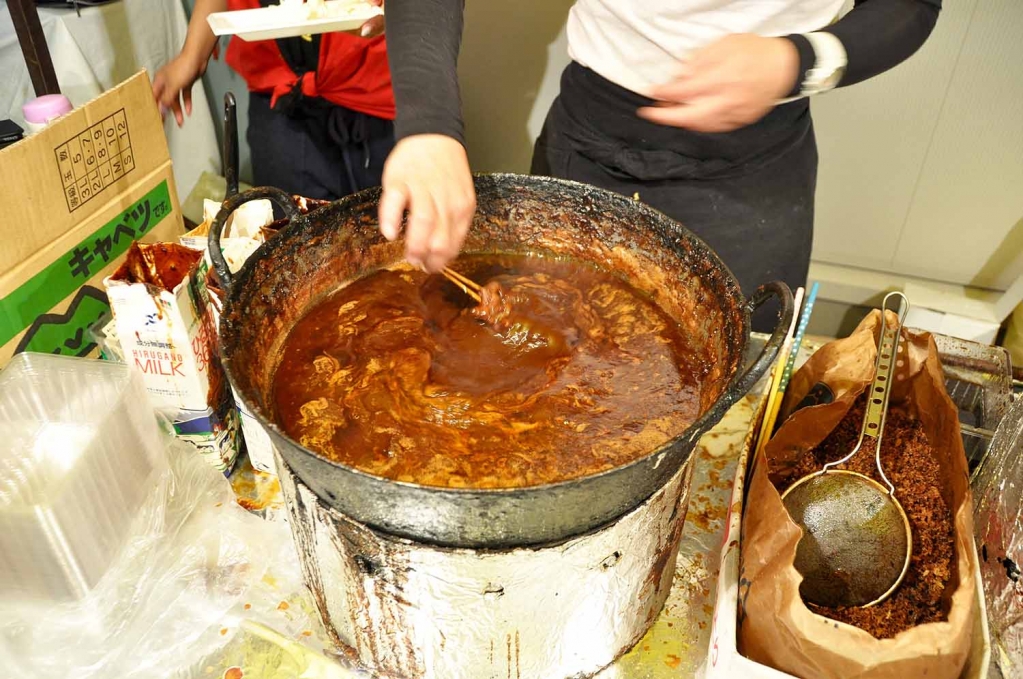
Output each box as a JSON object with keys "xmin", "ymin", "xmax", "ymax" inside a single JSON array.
[{"xmin": 799, "ymin": 31, "xmax": 848, "ymax": 96}]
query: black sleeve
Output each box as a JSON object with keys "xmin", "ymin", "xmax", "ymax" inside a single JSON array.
[
  {"xmin": 385, "ymin": 0, "xmax": 466, "ymax": 145},
  {"xmin": 786, "ymin": 0, "xmax": 942, "ymax": 95}
]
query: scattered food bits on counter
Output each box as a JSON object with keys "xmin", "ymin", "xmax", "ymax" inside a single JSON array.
[
  {"xmin": 301, "ymin": 630, "xmax": 313, "ymax": 637},
  {"xmin": 687, "ymin": 500, "xmax": 728, "ymax": 532},
  {"xmin": 277, "ymin": 601, "xmax": 290, "ymax": 611},
  {"xmin": 243, "ymin": 603, "xmax": 251, "ymax": 610},
  {"xmin": 219, "ymin": 628, "xmax": 228, "ymax": 636}
]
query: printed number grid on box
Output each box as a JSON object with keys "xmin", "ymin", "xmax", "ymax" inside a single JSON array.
[{"xmin": 54, "ymin": 109, "xmax": 135, "ymax": 212}]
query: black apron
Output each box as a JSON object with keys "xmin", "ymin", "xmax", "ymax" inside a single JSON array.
[
  {"xmin": 532, "ymin": 62, "xmax": 817, "ymax": 332},
  {"xmin": 248, "ymin": 92, "xmax": 394, "ymax": 201}
]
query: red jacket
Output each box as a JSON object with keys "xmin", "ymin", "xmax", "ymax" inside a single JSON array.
[{"xmin": 225, "ymin": 0, "xmax": 395, "ymax": 120}]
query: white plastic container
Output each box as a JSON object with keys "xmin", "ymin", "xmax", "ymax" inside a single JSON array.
[{"xmin": 0, "ymin": 353, "xmax": 164, "ymax": 602}]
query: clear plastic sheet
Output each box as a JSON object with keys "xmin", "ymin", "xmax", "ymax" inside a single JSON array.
[
  {"xmin": 0, "ymin": 437, "xmax": 289, "ymax": 679},
  {"xmin": 973, "ymin": 395, "xmax": 1023, "ymax": 679}
]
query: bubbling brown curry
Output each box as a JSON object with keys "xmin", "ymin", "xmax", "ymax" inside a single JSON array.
[{"xmin": 272, "ymin": 254, "xmax": 710, "ymax": 489}]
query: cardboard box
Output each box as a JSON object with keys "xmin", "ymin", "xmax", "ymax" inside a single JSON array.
[
  {"xmin": 104, "ymin": 243, "xmax": 241, "ymax": 472},
  {"xmin": 0, "ymin": 71, "xmax": 184, "ymax": 367}
]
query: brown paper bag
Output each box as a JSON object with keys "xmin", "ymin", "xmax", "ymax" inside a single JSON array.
[{"xmin": 738, "ymin": 311, "xmax": 977, "ymax": 678}]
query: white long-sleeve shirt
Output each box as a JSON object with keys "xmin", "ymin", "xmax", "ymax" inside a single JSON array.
[
  {"xmin": 566, "ymin": 0, "xmax": 847, "ymax": 97},
  {"xmin": 387, "ymin": 0, "xmax": 941, "ymax": 143}
]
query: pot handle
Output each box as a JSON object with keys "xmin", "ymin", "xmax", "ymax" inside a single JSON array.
[
  {"xmin": 701, "ymin": 281, "xmax": 794, "ymax": 427},
  {"xmin": 208, "ymin": 186, "xmax": 301, "ymax": 289},
  {"xmin": 735, "ymin": 280, "xmax": 795, "ymax": 396}
]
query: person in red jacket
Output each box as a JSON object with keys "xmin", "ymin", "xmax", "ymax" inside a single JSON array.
[{"xmin": 153, "ymin": 0, "xmax": 393, "ymax": 200}]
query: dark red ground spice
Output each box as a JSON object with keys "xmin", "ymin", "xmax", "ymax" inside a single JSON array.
[{"xmin": 775, "ymin": 395, "xmax": 954, "ymax": 639}]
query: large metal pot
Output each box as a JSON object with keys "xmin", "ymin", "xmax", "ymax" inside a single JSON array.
[{"xmin": 210, "ymin": 174, "xmax": 792, "ymax": 548}]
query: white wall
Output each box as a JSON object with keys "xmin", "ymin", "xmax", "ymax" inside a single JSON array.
[
  {"xmin": 458, "ymin": 0, "xmax": 574, "ymax": 172},
  {"xmin": 811, "ymin": 0, "xmax": 1023, "ymax": 291}
]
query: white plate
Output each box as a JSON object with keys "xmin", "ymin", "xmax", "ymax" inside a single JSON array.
[{"xmin": 208, "ymin": 1, "xmax": 383, "ymax": 42}]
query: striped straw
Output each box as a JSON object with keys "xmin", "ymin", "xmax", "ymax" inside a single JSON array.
[{"xmin": 778, "ymin": 281, "xmax": 820, "ymax": 395}]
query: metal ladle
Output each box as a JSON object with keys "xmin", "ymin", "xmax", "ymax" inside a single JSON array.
[{"xmin": 781, "ymin": 292, "xmax": 913, "ymax": 608}]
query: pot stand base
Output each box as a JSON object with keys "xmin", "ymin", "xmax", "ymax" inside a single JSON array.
[{"xmin": 276, "ymin": 449, "xmax": 695, "ymax": 679}]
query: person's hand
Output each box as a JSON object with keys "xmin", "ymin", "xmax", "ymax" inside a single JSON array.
[
  {"xmin": 152, "ymin": 50, "xmax": 207, "ymax": 127},
  {"xmin": 360, "ymin": 0, "xmax": 385, "ymax": 38},
  {"xmin": 637, "ymin": 34, "xmax": 799, "ymax": 133},
  {"xmin": 379, "ymin": 134, "xmax": 476, "ymax": 272}
]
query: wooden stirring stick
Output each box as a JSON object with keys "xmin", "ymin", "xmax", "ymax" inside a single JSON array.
[{"xmin": 441, "ymin": 267, "xmax": 483, "ymax": 304}]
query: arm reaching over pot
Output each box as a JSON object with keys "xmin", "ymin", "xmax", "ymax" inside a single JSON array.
[
  {"xmin": 379, "ymin": 136, "xmax": 475, "ymax": 272},
  {"xmin": 378, "ymin": 0, "xmax": 475, "ymax": 272}
]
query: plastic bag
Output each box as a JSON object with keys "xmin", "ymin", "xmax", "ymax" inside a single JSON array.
[
  {"xmin": 0, "ymin": 436, "xmax": 278, "ymax": 679},
  {"xmin": 973, "ymin": 395, "xmax": 1023, "ymax": 678}
]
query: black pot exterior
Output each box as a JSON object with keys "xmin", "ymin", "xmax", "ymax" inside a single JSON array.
[{"xmin": 212, "ymin": 174, "xmax": 792, "ymax": 548}]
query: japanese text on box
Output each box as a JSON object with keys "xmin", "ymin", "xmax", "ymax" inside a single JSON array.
[{"xmin": 54, "ymin": 109, "xmax": 135, "ymax": 213}]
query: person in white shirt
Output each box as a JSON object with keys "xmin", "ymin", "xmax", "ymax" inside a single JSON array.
[{"xmin": 377, "ymin": 0, "xmax": 940, "ymax": 329}]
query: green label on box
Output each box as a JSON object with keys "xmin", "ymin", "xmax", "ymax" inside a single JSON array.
[{"xmin": 0, "ymin": 180, "xmax": 173, "ymax": 353}]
